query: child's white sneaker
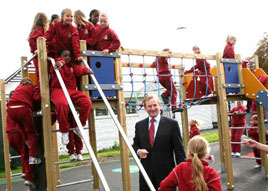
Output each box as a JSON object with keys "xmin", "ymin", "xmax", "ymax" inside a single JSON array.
[
  {"xmin": 70, "ymin": 154, "xmax": 77, "ymax": 161},
  {"xmin": 62, "ymin": 132, "xmax": 69, "ymax": 145},
  {"xmin": 254, "ymin": 164, "xmax": 261, "ymax": 169},
  {"xmin": 21, "ymin": 173, "xmax": 26, "ymax": 179},
  {"xmin": 235, "ymin": 152, "xmax": 241, "ymax": 157},
  {"xmin": 77, "ymin": 154, "xmax": 83, "ymax": 161},
  {"xmin": 24, "ymin": 180, "xmax": 36, "ymax": 189},
  {"xmin": 231, "ymin": 152, "xmax": 235, "ymax": 157},
  {"xmin": 29, "ymin": 156, "xmax": 41, "ymax": 165}
]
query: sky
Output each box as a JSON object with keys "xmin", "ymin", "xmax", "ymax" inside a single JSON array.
[{"xmin": 0, "ymin": 0, "xmax": 268, "ymax": 80}]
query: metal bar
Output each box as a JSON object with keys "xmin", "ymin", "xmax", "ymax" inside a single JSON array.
[
  {"xmin": 84, "ymin": 84, "xmax": 123, "ymax": 91},
  {"xmin": 220, "ymin": 58, "xmax": 242, "ymax": 64},
  {"xmin": 56, "ymin": 179, "xmax": 94, "ymax": 188},
  {"xmin": 48, "ymin": 57, "xmax": 110, "ymax": 191},
  {"xmin": 228, "ymin": 112, "xmax": 247, "ymax": 116},
  {"xmin": 52, "ymin": 127, "xmax": 89, "ymax": 133},
  {"xmin": 81, "ymin": 50, "xmax": 120, "ymax": 58},
  {"xmin": 229, "ymin": 126, "xmax": 258, "ymax": 129},
  {"xmin": 22, "ymin": 54, "xmax": 37, "ymax": 68},
  {"xmin": 11, "ymin": 173, "xmax": 22, "ymax": 177},
  {"xmin": 10, "ymin": 155, "xmax": 21, "ymax": 159},
  {"xmin": 230, "ymin": 142, "xmax": 244, "ymax": 144},
  {"xmin": 82, "ymin": 59, "xmax": 156, "ymax": 191},
  {"xmin": 223, "ymin": 83, "xmax": 245, "ymax": 88},
  {"xmin": 54, "ymin": 158, "xmax": 91, "ymax": 165},
  {"xmin": 235, "ymin": 156, "xmax": 261, "ymax": 160}
]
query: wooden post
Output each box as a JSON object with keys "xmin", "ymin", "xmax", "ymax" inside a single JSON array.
[
  {"xmin": 1, "ymin": 79, "xmax": 12, "ymax": 191},
  {"xmin": 21, "ymin": 56, "xmax": 28, "ymax": 78},
  {"xmin": 235, "ymin": 54, "xmax": 244, "ymax": 95},
  {"xmin": 52, "ymin": 123, "xmax": 61, "ymax": 185},
  {"xmin": 115, "ymin": 56, "xmax": 131, "ymax": 191},
  {"xmin": 254, "ymin": 55, "xmax": 259, "ymax": 69},
  {"xmin": 37, "ymin": 37, "xmax": 57, "ymax": 191},
  {"xmin": 79, "ymin": 40, "xmax": 100, "ymax": 189},
  {"xmin": 216, "ymin": 103, "xmax": 225, "ymax": 172},
  {"xmin": 256, "ymin": 103, "xmax": 268, "ymax": 177},
  {"xmin": 215, "ymin": 52, "xmax": 234, "ymax": 190}
]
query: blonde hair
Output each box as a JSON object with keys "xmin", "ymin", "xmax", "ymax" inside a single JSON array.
[
  {"xmin": 144, "ymin": 94, "xmax": 160, "ymax": 108},
  {"xmin": 187, "ymin": 136, "xmax": 209, "ymax": 191},
  {"xmin": 226, "ymin": 35, "xmax": 236, "ymax": 43},
  {"xmin": 251, "ymin": 114, "xmax": 258, "ymax": 121},
  {"xmin": 190, "ymin": 119, "xmax": 200, "ymax": 126},
  {"xmin": 74, "ymin": 10, "xmax": 88, "ymax": 27},
  {"xmin": 29, "ymin": 12, "xmax": 49, "ymax": 35},
  {"xmin": 192, "ymin": 45, "xmax": 200, "ymax": 51},
  {"xmin": 99, "ymin": 12, "xmax": 109, "ymax": 23},
  {"xmin": 61, "ymin": 8, "xmax": 72, "ymax": 21}
]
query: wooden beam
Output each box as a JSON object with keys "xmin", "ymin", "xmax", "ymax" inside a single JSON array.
[
  {"xmin": 21, "ymin": 56, "xmax": 28, "ymax": 78},
  {"xmin": 37, "ymin": 37, "xmax": 57, "ymax": 191},
  {"xmin": 1, "ymin": 79, "xmax": 12, "ymax": 191},
  {"xmin": 119, "ymin": 48, "xmax": 216, "ymax": 60},
  {"xmin": 254, "ymin": 55, "xmax": 259, "ymax": 69},
  {"xmin": 52, "ymin": 123, "xmax": 61, "ymax": 185},
  {"xmin": 115, "ymin": 55, "xmax": 132, "ymax": 191},
  {"xmin": 215, "ymin": 52, "xmax": 234, "ymax": 190}
]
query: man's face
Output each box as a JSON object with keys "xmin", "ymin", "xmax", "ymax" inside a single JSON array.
[{"xmin": 145, "ymin": 98, "xmax": 160, "ymax": 118}]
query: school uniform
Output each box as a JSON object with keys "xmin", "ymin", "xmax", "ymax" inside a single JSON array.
[
  {"xmin": 44, "ymin": 21, "xmax": 81, "ymax": 61},
  {"xmin": 7, "ymin": 84, "xmax": 39, "ymax": 158},
  {"xmin": 95, "ymin": 26, "xmax": 120, "ymax": 52},
  {"xmin": 248, "ymin": 123, "xmax": 261, "ymax": 165},
  {"xmin": 151, "ymin": 57, "xmax": 177, "ymax": 109},
  {"xmin": 158, "ymin": 159, "xmax": 222, "ymax": 191},
  {"xmin": 50, "ymin": 58, "xmax": 92, "ymax": 133},
  {"xmin": 223, "ymin": 42, "xmax": 235, "ymax": 59},
  {"xmin": 77, "ymin": 22, "xmax": 97, "ymax": 50},
  {"xmin": 189, "ymin": 125, "xmax": 200, "ymax": 138},
  {"xmin": 229, "ymin": 106, "xmax": 246, "ymax": 153},
  {"xmin": 6, "ymin": 116, "xmax": 34, "ymax": 181}
]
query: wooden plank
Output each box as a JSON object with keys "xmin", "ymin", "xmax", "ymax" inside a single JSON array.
[
  {"xmin": 254, "ymin": 55, "xmax": 259, "ymax": 69},
  {"xmin": 1, "ymin": 79, "xmax": 12, "ymax": 191},
  {"xmin": 52, "ymin": 123, "xmax": 61, "ymax": 185},
  {"xmin": 119, "ymin": 48, "xmax": 216, "ymax": 60},
  {"xmin": 256, "ymin": 103, "xmax": 268, "ymax": 177},
  {"xmin": 216, "ymin": 103, "xmax": 225, "ymax": 173},
  {"xmin": 235, "ymin": 54, "xmax": 244, "ymax": 95},
  {"xmin": 37, "ymin": 37, "xmax": 57, "ymax": 191},
  {"xmin": 121, "ymin": 62, "xmax": 182, "ymax": 69},
  {"xmin": 21, "ymin": 56, "xmax": 28, "ymax": 78},
  {"xmin": 215, "ymin": 52, "xmax": 234, "ymax": 190},
  {"xmin": 91, "ymin": 100, "xmax": 118, "ymax": 109},
  {"xmin": 115, "ymin": 55, "xmax": 132, "ymax": 191}
]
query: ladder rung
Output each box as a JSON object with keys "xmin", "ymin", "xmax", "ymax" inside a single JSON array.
[
  {"xmin": 56, "ymin": 178, "xmax": 94, "ymax": 188},
  {"xmin": 10, "ymin": 155, "xmax": 21, "ymax": 159},
  {"xmin": 11, "ymin": 173, "xmax": 22, "ymax": 177},
  {"xmin": 52, "ymin": 127, "xmax": 89, "ymax": 133},
  {"xmin": 54, "ymin": 157, "xmax": 91, "ymax": 165}
]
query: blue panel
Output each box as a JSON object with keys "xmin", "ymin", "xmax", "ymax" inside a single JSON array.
[
  {"xmin": 90, "ymin": 56, "xmax": 116, "ymax": 97},
  {"xmin": 224, "ymin": 63, "xmax": 240, "ymax": 93},
  {"xmin": 257, "ymin": 90, "xmax": 268, "ymax": 112}
]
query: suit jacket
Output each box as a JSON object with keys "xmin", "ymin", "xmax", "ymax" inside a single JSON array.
[{"xmin": 133, "ymin": 116, "xmax": 186, "ymax": 190}]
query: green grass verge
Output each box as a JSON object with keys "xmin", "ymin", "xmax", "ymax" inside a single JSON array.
[{"xmin": 0, "ymin": 131, "xmax": 219, "ymax": 179}]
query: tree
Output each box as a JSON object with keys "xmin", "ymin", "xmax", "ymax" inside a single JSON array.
[{"xmin": 254, "ymin": 32, "xmax": 268, "ymax": 73}]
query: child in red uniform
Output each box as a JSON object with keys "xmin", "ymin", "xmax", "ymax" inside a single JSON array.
[
  {"xmin": 50, "ymin": 14, "xmax": 60, "ymax": 26},
  {"xmin": 189, "ymin": 119, "xmax": 200, "ymax": 138},
  {"xmin": 89, "ymin": 9, "xmax": 100, "ymax": 27},
  {"xmin": 28, "ymin": 12, "xmax": 49, "ymax": 83},
  {"xmin": 229, "ymin": 101, "xmax": 246, "ymax": 157},
  {"xmin": 44, "ymin": 8, "xmax": 83, "ymax": 62},
  {"xmin": 50, "ymin": 48, "xmax": 93, "ymax": 145},
  {"xmin": 185, "ymin": 46, "xmax": 213, "ymax": 96},
  {"xmin": 223, "ymin": 35, "xmax": 236, "ymax": 59},
  {"xmin": 74, "ymin": 10, "xmax": 96, "ymax": 50},
  {"xmin": 95, "ymin": 12, "xmax": 121, "ymax": 55},
  {"xmin": 158, "ymin": 136, "xmax": 221, "ymax": 191},
  {"xmin": 7, "ymin": 78, "xmax": 41, "ymax": 166},
  {"xmin": 6, "ymin": 91, "xmax": 35, "ymax": 188},
  {"xmin": 151, "ymin": 49, "xmax": 179, "ymax": 113}
]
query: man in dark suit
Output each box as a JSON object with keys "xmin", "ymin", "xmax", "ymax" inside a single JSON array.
[{"xmin": 133, "ymin": 94, "xmax": 186, "ymax": 191}]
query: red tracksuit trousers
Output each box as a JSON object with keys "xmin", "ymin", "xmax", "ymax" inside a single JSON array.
[
  {"xmin": 231, "ymin": 124, "xmax": 245, "ymax": 153},
  {"xmin": 159, "ymin": 75, "xmax": 177, "ymax": 108},
  {"xmin": 7, "ymin": 106, "xmax": 38, "ymax": 157},
  {"xmin": 251, "ymin": 134, "xmax": 261, "ymax": 165},
  {"xmin": 7, "ymin": 132, "xmax": 34, "ymax": 181},
  {"xmin": 199, "ymin": 72, "xmax": 213, "ymax": 95},
  {"xmin": 50, "ymin": 88, "xmax": 91, "ymax": 133}
]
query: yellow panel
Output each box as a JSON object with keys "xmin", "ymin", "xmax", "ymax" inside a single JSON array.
[
  {"xmin": 242, "ymin": 68, "xmax": 266, "ymax": 99},
  {"xmin": 183, "ymin": 72, "xmax": 193, "ymax": 90},
  {"xmin": 210, "ymin": 67, "xmax": 217, "ymax": 76},
  {"xmin": 253, "ymin": 68, "xmax": 268, "ymax": 89}
]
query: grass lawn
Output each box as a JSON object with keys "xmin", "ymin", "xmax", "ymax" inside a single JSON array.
[{"xmin": 0, "ymin": 131, "xmax": 219, "ymax": 179}]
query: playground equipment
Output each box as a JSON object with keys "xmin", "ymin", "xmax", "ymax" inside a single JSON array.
[{"xmin": 1, "ymin": 37, "xmax": 268, "ymax": 190}]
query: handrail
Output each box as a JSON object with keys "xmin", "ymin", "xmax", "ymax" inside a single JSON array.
[
  {"xmin": 48, "ymin": 57, "xmax": 111, "ymax": 191},
  {"xmin": 82, "ymin": 58, "xmax": 156, "ymax": 191}
]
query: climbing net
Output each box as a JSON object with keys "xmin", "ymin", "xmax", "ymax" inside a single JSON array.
[{"xmin": 120, "ymin": 53, "xmax": 216, "ymax": 112}]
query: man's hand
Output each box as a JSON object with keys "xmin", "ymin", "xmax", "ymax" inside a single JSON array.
[
  {"xmin": 243, "ymin": 139, "xmax": 258, "ymax": 149},
  {"xmin": 87, "ymin": 67, "xmax": 94, "ymax": 75},
  {"xmin": 138, "ymin": 149, "xmax": 149, "ymax": 158}
]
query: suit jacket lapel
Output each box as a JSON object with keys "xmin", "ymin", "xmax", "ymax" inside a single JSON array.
[{"xmin": 153, "ymin": 116, "xmax": 164, "ymax": 147}]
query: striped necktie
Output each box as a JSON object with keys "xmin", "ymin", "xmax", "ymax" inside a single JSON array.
[{"xmin": 149, "ymin": 118, "xmax": 155, "ymax": 147}]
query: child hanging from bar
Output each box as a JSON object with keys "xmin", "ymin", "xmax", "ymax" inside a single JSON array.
[
  {"xmin": 158, "ymin": 136, "xmax": 222, "ymax": 191},
  {"xmin": 6, "ymin": 78, "xmax": 41, "ymax": 164},
  {"xmin": 95, "ymin": 12, "xmax": 121, "ymax": 55},
  {"xmin": 50, "ymin": 48, "xmax": 93, "ymax": 145},
  {"xmin": 44, "ymin": 8, "xmax": 83, "ymax": 63},
  {"xmin": 184, "ymin": 46, "xmax": 213, "ymax": 97},
  {"xmin": 151, "ymin": 49, "xmax": 180, "ymax": 113},
  {"xmin": 28, "ymin": 12, "xmax": 49, "ymax": 84},
  {"xmin": 6, "ymin": 90, "xmax": 36, "ymax": 188},
  {"xmin": 229, "ymin": 101, "xmax": 247, "ymax": 157}
]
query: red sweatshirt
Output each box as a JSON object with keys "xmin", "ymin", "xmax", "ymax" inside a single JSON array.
[
  {"xmin": 187, "ymin": 59, "xmax": 211, "ymax": 74},
  {"xmin": 223, "ymin": 43, "xmax": 235, "ymax": 59},
  {"xmin": 28, "ymin": 27, "xmax": 45, "ymax": 54},
  {"xmin": 229, "ymin": 106, "xmax": 246, "ymax": 126},
  {"xmin": 151, "ymin": 57, "xmax": 170, "ymax": 74},
  {"xmin": 44, "ymin": 21, "xmax": 81, "ymax": 60},
  {"xmin": 50, "ymin": 58, "xmax": 88, "ymax": 89},
  {"xmin": 7, "ymin": 84, "xmax": 39, "ymax": 110},
  {"xmin": 189, "ymin": 125, "xmax": 200, "ymax": 138},
  {"xmin": 248, "ymin": 122, "xmax": 258, "ymax": 140},
  {"xmin": 77, "ymin": 22, "xmax": 97, "ymax": 50},
  {"xmin": 158, "ymin": 159, "xmax": 222, "ymax": 191},
  {"xmin": 95, "ymin": 26, "xmax": 120, "ymax": 52}
]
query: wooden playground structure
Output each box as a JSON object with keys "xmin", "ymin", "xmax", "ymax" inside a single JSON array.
[{"xmin": 1, "ymin": 37, "xmax": 268, "ymax": 190}]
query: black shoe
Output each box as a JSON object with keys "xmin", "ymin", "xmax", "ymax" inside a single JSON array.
[
  {"xmin": 264, "ymin": 119, "xmax": 268, "ymax": 123},
  {"xmin": 172, "ymin": 108, "xmax": 184, "ymax": 113},
  {"xmin": 161, "ymin": 93, "xmax": 169, "ymax": 104}
]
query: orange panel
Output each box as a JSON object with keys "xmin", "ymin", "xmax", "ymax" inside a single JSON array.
[
  {"xmin": 242, "ymin": 68, "xmax": 266, "ymax": 99},
  {"xmin": 210, "ymin": 67, "xmax": 217, "ymax": 76},
  {"xmin": 183, "ymin": 72, "xmax": 193, "ymax": 90},
  {"xmin": 28, "ymin": 73, "xmax": 37, "ymax": 85},
  {"xmin": 253, "ymin": 68, "xmax": 268, "ymax": 89}
]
